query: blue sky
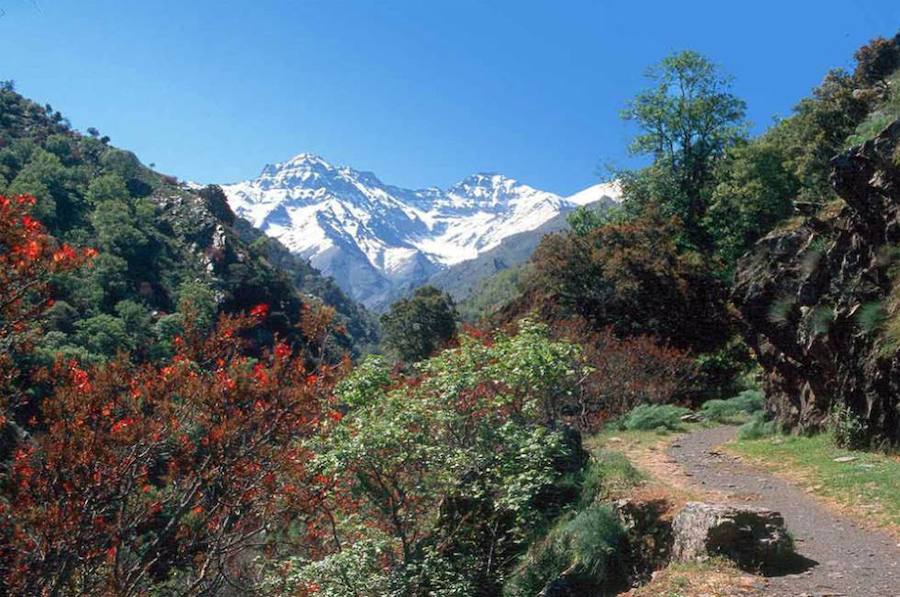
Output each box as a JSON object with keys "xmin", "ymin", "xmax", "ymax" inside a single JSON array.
[{"xmin": 3, "ymin": 1, "xmax": 900, "ymax": 195}]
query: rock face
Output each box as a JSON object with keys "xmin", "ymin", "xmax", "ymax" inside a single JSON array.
[
  {"xmin": 671, "ymin": 503, "xmax": 793, "ymax": 570},
  {"xmin": 612, "ymin": 498, "xmax": 673, "ymax": 584},
  {"xmin": 733, "ymin": 119, "xmax": 900, "ymax": 446}
]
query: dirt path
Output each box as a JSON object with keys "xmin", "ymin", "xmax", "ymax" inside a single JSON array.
[{"xmin": 667, "ymin": 426, "xmax": 900, "ymax": 597}]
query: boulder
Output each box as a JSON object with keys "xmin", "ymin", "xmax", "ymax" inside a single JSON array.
[{"xmin": 671, "ymin": 502, "xmax": 793, "ymax": 570}]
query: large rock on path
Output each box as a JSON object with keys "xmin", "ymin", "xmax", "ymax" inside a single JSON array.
[{"xmin": 671, "ymin": 502, "xmax": 794, "ymax": 571}]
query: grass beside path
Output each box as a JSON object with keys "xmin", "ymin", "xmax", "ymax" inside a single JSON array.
[
  {"xmin": 727, "ymin": 432, "xmax": 900, "ymax": 538},
  {"xmin": 622, "ymin": 558, "xmax": 760, "ymax": 597}
]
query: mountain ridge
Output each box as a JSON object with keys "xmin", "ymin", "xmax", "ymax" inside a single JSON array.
[{"xmin": 222, "ymin": 154, "xmax": 619, "ymax": 309}]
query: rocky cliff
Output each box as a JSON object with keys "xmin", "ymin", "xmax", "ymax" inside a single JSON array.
[{"xmin": 733, "ymin": 120, "xmax": 900, "ymax": 447}]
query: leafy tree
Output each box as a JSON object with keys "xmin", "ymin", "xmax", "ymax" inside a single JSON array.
[
  {"xmin": 770, "ymin": 69, "xmax": 868, "ymax": 201},
  {"xmin": 853, "ymin": 33, "xmax": 900, "ymax": 88},
  {"xmin": 705, "ymin": 139, "xmax": 799, "ymax": 267},
  {"xmin": 73, "ymin": 314, "xmax": 132, "ymax": 359},
  {"xmin": 566, "ymin": 203, "xmax": 625, "ymax": 237},
  {"xmin": 621, "ymin": 50, "xmax": 747, "ymax": 247},
  {"xmin": 381, "ymin": 285, "xmax": 458, "ymax": 362},
  {"xmin": 524, "ymin": 213, "xmax": 731, "ymax": 354},
  {"xmin": 279, "ymin": 322, "xmax": 583, "ymax": 595}
]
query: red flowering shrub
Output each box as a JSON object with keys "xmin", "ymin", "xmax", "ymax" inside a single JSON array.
[
  {"xmin": 0, "ymin": 194, "xmax": 94, "ymax": 420},
  {"xmin": 1, "ymin": 310, "xmax": 342, "ymax": 595},
  {"xmin": 0, "ymin": 199, "xmax": 345, "ymax": 593}
]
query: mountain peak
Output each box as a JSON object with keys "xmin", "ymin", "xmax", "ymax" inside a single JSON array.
[{"xmin": 222, "ymin": 156, "xmax": 613, "ymax": 308}]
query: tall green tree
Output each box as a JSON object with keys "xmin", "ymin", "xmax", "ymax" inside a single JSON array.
[
  {"xmin": 381, "ymin": 285, "xmax": 458, "ymax": 363},
  {"xmin": 621, "ymin": 50, "xmax": 747, "ymax": 248}
]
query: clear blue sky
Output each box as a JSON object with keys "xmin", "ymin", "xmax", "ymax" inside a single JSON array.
[{"xmin": 3, "ymin": 1, "xmax": 900, "ymax": 195}]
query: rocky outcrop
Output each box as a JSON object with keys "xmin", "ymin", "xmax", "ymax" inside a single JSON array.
[
  {"xmin": 612, "ymin": 498, "xmax": 673, "ymax": 584},
  {"xmin": 671, "ymin": 502, "xmax": 793, "ymax": 570},
  {"xmin": 733, "ymin": 119, "xmax": 900, "ymax": 446}
]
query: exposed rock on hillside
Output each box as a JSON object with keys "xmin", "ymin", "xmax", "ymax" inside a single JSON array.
[{"xmin": 733, "ymin": 120, "xmax": 900, "ymax": 446}]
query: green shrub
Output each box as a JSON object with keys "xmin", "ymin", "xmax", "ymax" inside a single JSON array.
[
  {"xmin": 700, "ymin": 389, "xmax": 764, "ymax": 423},
  {"xmin": 737, "ymin": 412, "xmax": 778, "ymax": 440},
  {"xmin": 829, "ymin": 404, "xmax": 869, "ymax": 449},
  {"xmin": 620, "ymin": 404, "xmax": 690, "ymax": 432},
  {"xmin": 503, "ymin": 505, "xmax": 623, "ymax": 596}
]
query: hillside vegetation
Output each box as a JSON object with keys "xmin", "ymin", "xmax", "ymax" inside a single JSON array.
[{"xmin": 0, "ymin": 30, "xmax": 899, "ymax": 596}]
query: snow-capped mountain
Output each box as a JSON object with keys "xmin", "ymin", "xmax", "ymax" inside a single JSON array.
[{"xmin": 222, "ymin": 154, "xmax": 619, "ymax": 308}]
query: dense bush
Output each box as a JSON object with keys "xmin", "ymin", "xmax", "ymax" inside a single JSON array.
[
  {"xmin": 503, "ymin": 505, "xmax": 623, "ymax": 596},
  {"xmin": 520, "ymin": 213, "xmax": 732, "ymax": 355},
  {"xmin": 562, "ymin": 321, "xmax": 698, "ymax": 428},
  {"xmin": 266, "ymin": 321, "xmax": 589, "ymax": 595},
  {"xmin": 380, "ymin": 285, "xmax": 458, "ymax": 363},
  {"xmin": 737, "ymin": 412, "xmax": 778, "ymax": 440},
  {"xmin": 620, "ymin": 404, "xmax": 691, "ymax": 432},
  {"xmin": 700, "ymin": 389, "xmax": 764, "ymax": 423}
]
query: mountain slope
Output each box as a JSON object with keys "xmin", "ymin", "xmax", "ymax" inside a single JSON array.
[
  {"xmin": 222, "ymin": 155, "xmax": 619, "ymax": 309},
  {"xmin": 0, "ymin": 85, "xmax": 376, "ymax": 359},
  {"xmin": 429, "ymin": 193, "xmax": 618, "ymax": 301}
]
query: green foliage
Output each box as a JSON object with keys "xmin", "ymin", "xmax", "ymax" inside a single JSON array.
[
  {"xmin": 829, "ymin": 404, "xmax": 870, "ymax": 449},
  {"xmin": 700, "ymin": 389, "xmax": 764, "ymax": 424},
  {"xmin": 620, "ymin": 404, "xmax": 691, "ymax": 432},
  {"xmin": 567, "ymin": 203, "xmax": 625, "ymax": 237},
  {"xmin": 857, "ymin": 301, "xmax": 888, "ymax": 334},
  {"xmin": 768, "ymin": 295, "xmax": 796, "ymax": 327},
  {"xmin": 503, "ymin": 505, "xmax": 623, "ymax": 596},
  {"xmin": 809, "ymin": 304, "xmax": 835, "ymax": 336},
  {"xmin": 846, "ymin": 70, "xmax": 900, "ymax": 147},
  {"xmin": 295, "ymin": 322, "xmax": 584, "ymax": 593},
  {"xmin": 0, "ymin": 85, "xmax": 376, "ymax": 362},
  {"xmin": 261, "ymin": 539, "xmax": 393, "ymax": 597},
  {"xmin": 524, "ymin": 214, "xmax": 732, "ymax": 354},
  {"xmin": 578, "ymin": 450, "xmax": 644, "ymax": 508},
  {"xmin": 767, "ymin": 68, "xmax": 869, "ymax": 203},
  {"xmin": 381, "ymin": 285, "xmax": 458, "ymax": 362},
  {"xmin": 737, "ymin": 412, "xmax": 778, "ymax": 440},
  {"xmin": 620, "ymin": 50, "xmax": 747, "ymax": 248},
  {"xmin": 705, "ymin": 140, "xmax": 798, "ymax": 267},
  {"xmin": 458, "ymin": 264, "xmax": 528, "ymax": 322}
]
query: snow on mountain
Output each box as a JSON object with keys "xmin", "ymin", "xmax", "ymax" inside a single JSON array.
[{"xmin": 221, "ymin": 154, "xmax": 620, "ymax": 308}]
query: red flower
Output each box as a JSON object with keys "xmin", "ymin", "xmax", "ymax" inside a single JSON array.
[
  {"xmin": 252, "ymin": 363, "xmax": 268, "ymax": 385},
  {"xmin": 70, "ymin": 365, "xmax": 92, "ymax": 393},
  {"xmin": 250, "ymin": 303, "xmax": 270, "ymax": 319},
  {"xmin": 274, "ymin": 342, "xmax": 291, "ymax": 359},
  {"xmin": 52, "ymin": 244, "xmax": 78, "ymax": 264},
  {"xmin": 110, "ymin": 417, "xmax": 135, "ymax": 434}
]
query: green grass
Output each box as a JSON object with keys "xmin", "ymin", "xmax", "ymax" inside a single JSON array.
[
  {"xmin": 729, "ymin": 433, "xmax": 900, "ymax": 534},
  {"xmin": 700, "ymin": 390, "xmax": 764, "ymax": 424},
  {"xmin": 619, "ymin": 404, "xmax": 691, "ymax": 432},
  {"xmin": 578, "ymin": 449, "xmax": 645, "ymax": 506}
]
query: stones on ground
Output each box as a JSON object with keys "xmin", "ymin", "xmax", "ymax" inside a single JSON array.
[
  {"xmin": 671, "ymin": 502, "xmax": 794, "ymax": 571},
  {"xmin": 832, "ymin": 456, "xmax": 857, "ymax": 463}
]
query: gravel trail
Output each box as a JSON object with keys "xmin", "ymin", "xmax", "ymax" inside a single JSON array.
[{"xmin": 667, "ymin": 426, "xmax": 900, "ymax": 596}]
